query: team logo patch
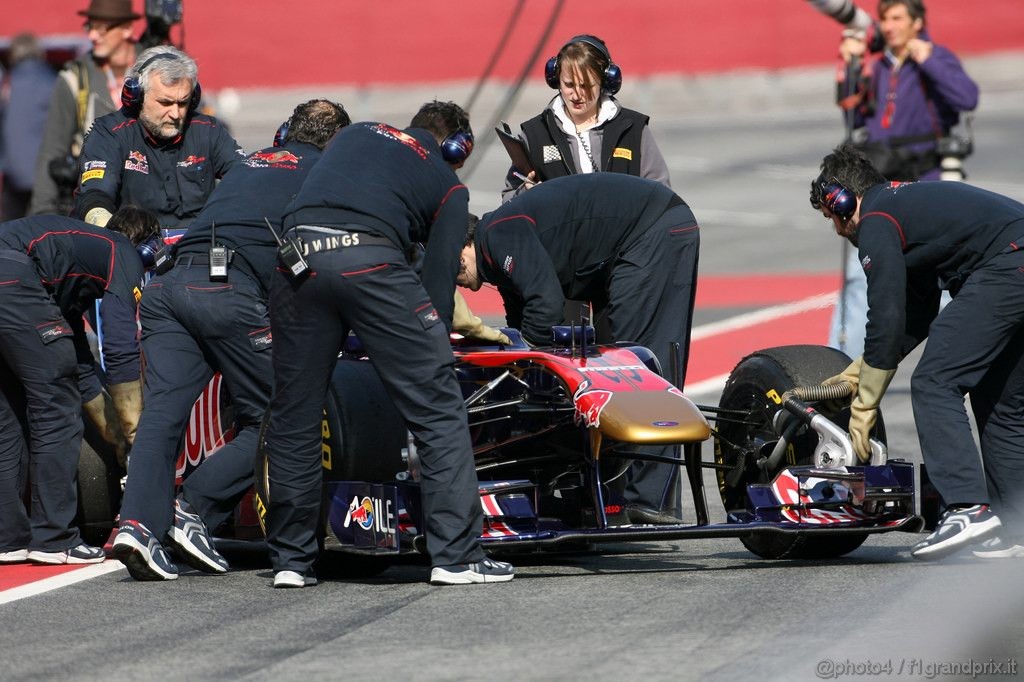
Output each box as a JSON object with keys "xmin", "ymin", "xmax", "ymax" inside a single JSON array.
[
  {"xmin": 371, "ymin": 123, "xmax": 429, "ymax": 160},
  {"xmin": 248, "ymin": 328, "xmax": 272, "ymax": 351},
  {"xmin": 133, "ymin": 286, "xmax": 142, "ymax": 304},
  {"xmin": 81, "ymin": 169, "xmax": 104, "ymax": 182},
  {"xmin": 612, "ymin": 147, "xmax": 633, "ymax": 160},
  {"xmin": 84, "ymin": 160, "xmax": 106, "ymax": 170},
  {"xmin": 177, "ymin": 154, "xmax": 207, "ymax": 169},
  {"xmin": 125, "ymin": 150, "xmax": 148, "ymax": 174},
  {"xmin": 244, "ymin": 150, "xmax": 301, "ymax": 169},
  {"xmin": 861, "ymin": 255, "xmax": 872, "ymax": 270},
  {"xmin": 503, "ymin": 255, "xmax": 514, "ymax": 275},
  {"xmin": 542, "ymin": 145, "xmax": 561, "ymax": 163},
  {"xmin": 36, "ymin": 320, "xmax": 73, "ymax": 344}
]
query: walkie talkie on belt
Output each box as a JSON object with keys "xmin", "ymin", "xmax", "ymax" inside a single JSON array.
[
  {"xmin": 264, "ymin": 218, "xmax": 309, "ymax": 279},
  {"xmin": 209, "ymin": 221, "xmax": 229, "ymax": 282}
]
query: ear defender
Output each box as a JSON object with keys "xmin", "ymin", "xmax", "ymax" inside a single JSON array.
[
  {"xmin": 441, "ymin": 129, "xmax": 474, "ymax": 165},
  {"xmin": 136, "ymin": 234, "xmax": 165, "ymax": 268},
  {"xmin": 544, "ymin": 34, "xmax": 622, "ymax": 95},
  {"xmin": 811, "ymin": 173, "xmax": 857, "ymax": 219},
  {"xmin": 273, "ymin": 120, "xmax": 290, "ymax": 148},
  {"xmin": 120, "ymin": 53, "xmax": 202, "ymax": 117}
]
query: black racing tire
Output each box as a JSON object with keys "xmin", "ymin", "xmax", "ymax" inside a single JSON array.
[
  {"xmin": 714, "ymin": 345, "xmax": 885, "ymax": 560},
  {"xmin": 75, "ymin": 426, "xmax": 124, "ymax": 546},
  {"xmin": 254, "ymin": 359, "xmax": 405, "ymax": 577}
]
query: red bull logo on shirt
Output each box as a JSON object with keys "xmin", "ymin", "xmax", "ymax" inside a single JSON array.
[{"xmin": 245, "ymin": 150, "xmax": 301, "ymax": 169}]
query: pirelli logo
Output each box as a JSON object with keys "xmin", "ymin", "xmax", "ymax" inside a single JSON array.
[
  {"xmin": 81, "ymin": 169, "xmax": 105, "ymax": 182},
  {"xmin": 612, "ymin": 147, "xmax": 633, "ymax": 161}
]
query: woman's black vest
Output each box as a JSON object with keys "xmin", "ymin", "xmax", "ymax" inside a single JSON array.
[{"xmin": 520, "ymin": 107, "xmax": 649, "ymax": 181}]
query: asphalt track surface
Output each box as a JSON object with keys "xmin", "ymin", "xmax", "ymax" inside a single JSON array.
[{"xmin": 3, "ymin": 55, "xmax": 1024, "ymax": 680}]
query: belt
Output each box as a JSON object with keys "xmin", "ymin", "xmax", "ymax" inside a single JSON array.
[{"xmin": 292, "ymin": 228, "xmax": 396, "ymax": 257}]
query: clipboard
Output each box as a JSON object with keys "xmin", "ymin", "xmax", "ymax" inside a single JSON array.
[{"xmin": 495, "ymin": 122, "xmax": 534, "ymax": 175}]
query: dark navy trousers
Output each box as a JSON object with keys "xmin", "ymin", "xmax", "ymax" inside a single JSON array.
[
  {"xmin": 911, "ymin": 248, "xmax": 1024, "ymax": 542},
  {"xmin": 602, "ymin": 204, "xmax": 700, "ymax": 516},
  {"xmin": 265, "ymin": 232, "xmax": 485, "ymax": 575},
  {"xmin": 120, "ymin": 257, "xmax": 274, "ymax": 542},
  {"xmin": 0, "ymin": 251, "xmax": 84, "ymax": 552}
]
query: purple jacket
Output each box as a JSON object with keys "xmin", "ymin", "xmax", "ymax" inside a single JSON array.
[{"xmin": 855, "ymin": 43, "xmax": 978, "ymax": 177}]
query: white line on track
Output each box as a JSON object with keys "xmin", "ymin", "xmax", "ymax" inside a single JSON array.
[
  {"xmin": 0, "ymin": 562, "xmax": 125, "ymax": 605},
  {"xmin": 686, "ymin": 291, "xmax": 838, "ymax": 397}
]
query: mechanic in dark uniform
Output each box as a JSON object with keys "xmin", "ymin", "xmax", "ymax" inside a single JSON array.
[
  {"xmin": 811, "ymin": 143, "xmax": 1024, "ymax": 560},
  {"xmin": 111, "ymin": 100, "xmax": 351, "ymax": 582},
  {"xmin": 73, "ymin": 45, "xmax": 242, "ymax": 229},
  {"xmin": 0, "ymin": 208, "xmax": 157, "ymax": 565},
  {"xmin": 265, "ymin": 101, "xmax": 514, "ymax": 588},
  {"xmin": 458, "ymin": 173, "xmax": 700, "ymax": 524}
]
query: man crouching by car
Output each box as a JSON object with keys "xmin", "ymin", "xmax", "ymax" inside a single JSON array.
[{"xmin": 0, "ymin": 207, "xmax": 158, "ymax": 566}]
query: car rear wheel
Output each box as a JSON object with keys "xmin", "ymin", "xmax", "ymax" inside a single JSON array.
[{"xmin": 714, "ymin": 345, "xmax": 884, "ymax": 560}]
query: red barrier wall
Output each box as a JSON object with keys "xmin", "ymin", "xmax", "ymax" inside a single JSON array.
[{"xmin": 6, "ymin": 0, "xmax": 1024, "ymax": 90}]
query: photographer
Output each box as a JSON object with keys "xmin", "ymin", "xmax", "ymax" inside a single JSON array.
[
  {"xmin": 830, "ymin": 0, "xmax": 978, "ymax": 357},
  {"xmin": 837, "ymin": 0, "xmax": 978, "ymax": 181},
  {"xmin": 29, "ymin": 0, "xmax": 141, "ymax": 217}
]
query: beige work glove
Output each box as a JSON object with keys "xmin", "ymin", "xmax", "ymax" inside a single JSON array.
[
  {"xmin": 452, "ymin": 290, "xmax": 512, "ymax": 345},
  {"xmin": 823, "ymin": 355, "xmax": 863, "ymax": 393},
  {"xmin": 82, "ymin": 392, "xmax": 129, "ymax": 465},
  {"xmin": 849, "ymin": 362, "xmax": 896, "ymax": 462},
  {"xmin": 107, "ymin": 380, "xmax": 143, "ymax": 446}
]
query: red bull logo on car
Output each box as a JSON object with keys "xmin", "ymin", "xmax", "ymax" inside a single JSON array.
[{"xmin": 573, "ymin": 380, "xmax": 614, "ymax": 429}]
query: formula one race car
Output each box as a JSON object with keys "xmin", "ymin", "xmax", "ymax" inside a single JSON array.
[{"xmin": 249, "ymin": 327, "xmax": 925, "ymax": 573}]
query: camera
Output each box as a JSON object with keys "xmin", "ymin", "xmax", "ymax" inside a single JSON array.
[
  {"xmin": 936, "ymin": 134, "xmax": 973, "ymax": 160},
  {"xmin": 138, "ymin": 0, "xmax": 185, "ymax": 51}
]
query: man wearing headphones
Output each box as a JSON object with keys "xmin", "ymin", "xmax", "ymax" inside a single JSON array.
[
  {"xmin": 264, "ymin": 101, "xmax": 514, "ymax": 588},
  {"xmin": 811, "ymin": 143, "xmax": 1024, "ymax": 561},
  {"xmin": 73, "ymin": 45, "xmax": 243, "ymax": 229},
  {"xmin": 112, "ymin": 100, "xmax": 351, "ymax": 581},
  {"xmin": 0, "ymin": 207, "xmax": 158, "ymax": 565},
  {"xmin": 458, "ymin": 173, "xmax": 700, "ymax": 524}
]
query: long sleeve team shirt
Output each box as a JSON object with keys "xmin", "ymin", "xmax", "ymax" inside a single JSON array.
[{"xmin": 856, "ymin": 181, "xmax": 1024, "ymax": 370}]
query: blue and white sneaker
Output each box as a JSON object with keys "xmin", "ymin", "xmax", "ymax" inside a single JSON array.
[
  {"xmin": 430, "ymin": 558, "xmax": 515, "ymax": 585},
  {"xmin": 972, "ymin": 536, "xmax": 1024, "ymax": 559},
  {"xmin": 27, "ymin": 543, "xmax": 105, "ymax": 565},
  {"xmin": 167, "ymin": 498, "xmax": 228, "ymax": 574},
  {"xmin": 112, "ymin": 520, "xmax": 179, "ymax": 581},
  {"xmin": 911, "ymin": 504, "xmax": 1002, "ymax": 561}
]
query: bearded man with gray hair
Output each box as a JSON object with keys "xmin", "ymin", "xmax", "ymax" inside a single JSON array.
[{"xmin": 74, "ymin": 45, "xmax": 243, "ymax": 229}]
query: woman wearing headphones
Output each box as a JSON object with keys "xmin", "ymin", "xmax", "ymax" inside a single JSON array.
[{"xmin": 501, "ymin": 35, "xmax": 671, "ymax": 202}]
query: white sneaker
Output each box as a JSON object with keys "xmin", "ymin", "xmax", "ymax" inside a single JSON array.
[
  {"xmin": 972, "ymin": 537, "xmax": 1024, "ymax": 559},
  {"xmin": 430, "ymin": 558, "xmax": 515, "ymax": 585},
  {"xmin": 273, "ymin": 570, "xmax": 318, "ymax": 588},
  {"xmin": 0, "ymin": 549, "xmax": 28, "ymax": 564},
  {"xmin": 27, "ymin": 543, "xmax": 106, "ymax": 565}
]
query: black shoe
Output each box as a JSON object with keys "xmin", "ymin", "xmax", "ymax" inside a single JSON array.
[
  {"xmin": 167, "ymin": 498, "xmax": 229, "ymax": 574},
  {"xmin": 911, "ymin": 504, "xmax": 1002, "ymax": 561},
  {"xmin": 112, "ymin": 520, "xmax": 179, "ymax": 581},
  {"xmin": 430, "ymin": 558, "xmax": 515, "ymax": 585},
  {"xmin": 625, "ymin": 504, "xmax": 684, "ymax": 525}
]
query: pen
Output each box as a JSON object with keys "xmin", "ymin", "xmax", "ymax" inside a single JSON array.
[{"xmin": 512, "ymin": 171, "xmax": 536, "ymax": 187}]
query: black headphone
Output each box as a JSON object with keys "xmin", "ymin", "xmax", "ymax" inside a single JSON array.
[
  {"xmin": 811, "ymin": 172, "xmax": 858, "ymax": 219},
  {"xmin": 544, "ymin": 35, "xmax": 622, "ymax": 95},
  {"xmin": 441, "ymin": 128, "xmax": 474, "ymax": 165},
  {"xmin": 121, "ymin": 52, "xmax": 202, "ymax": 118},
  {"xmin": 136, "ymin": 234, "xmax": 166, "ymax": 269},
  {"xmin": 273, "ymin": 120, "xmax": 289, "ymax": 147}
]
